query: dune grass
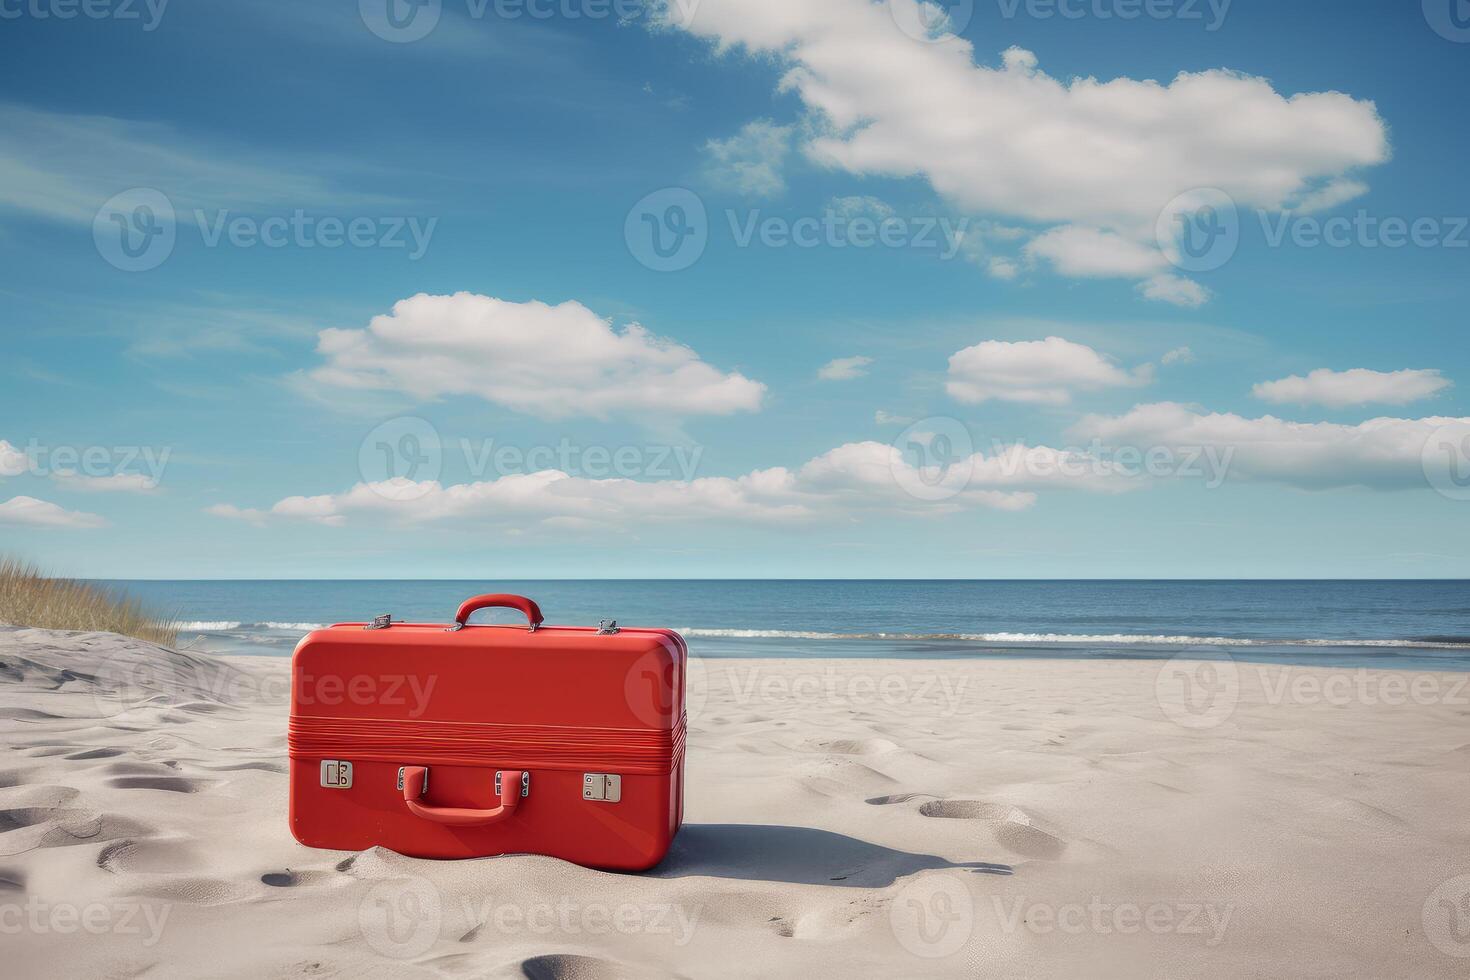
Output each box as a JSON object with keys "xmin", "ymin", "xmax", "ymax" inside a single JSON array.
[{"xmin": 0, "ymin": 557, "xmax": 178, "ymax": 647}]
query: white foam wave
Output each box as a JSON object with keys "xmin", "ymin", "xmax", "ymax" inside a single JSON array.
[
  {"xmin": 178, "ymin": 621, "xmax": 323, "ymax": 632},
  {"xmin": 676, "ymin": 628, "xmax": 1470, "ymax": 650}
]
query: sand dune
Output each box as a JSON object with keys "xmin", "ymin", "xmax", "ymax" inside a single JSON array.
[{"xmin": 3, "ymin": 625, "xmax": 1469, "ymax": 977}]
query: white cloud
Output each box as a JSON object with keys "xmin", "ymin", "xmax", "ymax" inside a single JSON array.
[
  {"xmin": 702, "ymin": 119, "xmax": 793, "ymax": 197},
  {"xmin": 1071, "ymin": 402, "xmax": 1470, "ymax": 491},
  {"xmin": 946, "ymin": 336, "xmax": 1150, "ymax": 405},
  {"xmin": 309, "ymin": 292, "xmax": 767, "ymax": 420},
  {"xmin": 51, "ymin": 472, "xmax": 159, "ymax": 494},
  {"xmin": 1252, "ymin": 368, "xmax": 1451, "ymax": 408},
  {"xmin": 986, "ymin": 257, "xmax": 1019, "ymax": 280},
  {"xmin": 1136, "ymin": 274, "xmax": 1210, "ymax": 309},
  {"xmin": 817, "ymin": 355, "xmax": 873, "ymax": 381},
  {"xmin": 655, "ymin": 2, "xmax": 1388, "ymax": 303},
  {"xmin": 1024, "ymin": 226, "xmax": 1167, "ymax": 279},
  {"xmin": 205, "ymin": 504, "xmax": 268, "ymax": 527},
  {"xmin": 1160, "ymin": 346, "xmax": 1196, "ymax": 366},
  {"xmin": 828, "ymin": 195, "xmax": 894, "ymax": 219},
  {"xmin": 208, "ymin": 437, "xmax": 1149, "ymax": 529},
  {"xmin": 0, "ymin": 496, "xmax": 105, "ymax": 529},
  {"xmin": 874, "ymin": 410, "xmax": 913, "ymax": 425}
]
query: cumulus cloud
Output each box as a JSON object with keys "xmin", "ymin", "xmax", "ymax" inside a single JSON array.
[
  {"xmin": 654, "ymin": 1, "xmax": 1388, "ymax": 304},
  {"xmin": 1252, "ymin": 368, "xmax": 1451, "ymax": 408},
  {"xmin": 702, "ymin": 119, "xmax": 793, "ymax": 197},
  {"xmin": 1071, "ymin": 402, "xmax": 1470, "ymax": 491},
  {"xmin": 1161, "ymin": 346, "xmax": 1196, "ymax": 366},
  {"xmin": 0, "ymin": 496, "xmax": 105, "ymax": 529},
  {"xmin": 1024, "ymin": 226, "xmax": 1167, "ymax": 279},
  {"xmin": 1136, "ymin": 274, "xmax": 1210, "ymax": 309},
  {"xmin": 946, "ymin": 337, "xmax": 1151, "ymax": 405},
  {"xmin": 308, "ymin": 292, "xmax": 766, "ymax": 420},
  {"xmin": 208, "ymin": 437, "xmax": 1147, "ymax": 529},
  {"xmin": 817, "ymin": 355, "xmax": 873, "ymax": 381}
]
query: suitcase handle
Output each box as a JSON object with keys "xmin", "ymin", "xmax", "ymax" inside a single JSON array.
[
  {"xmin": 451, "ymin": 594, "xmax": 544, "ymax": 631},
  {"xmin": 400, "ymin": 766, "xmax": 526, "ymax": 827}
]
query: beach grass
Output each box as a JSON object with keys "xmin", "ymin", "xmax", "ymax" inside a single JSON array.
[{"xmin": 0, "ymin": 557, "xmax": 178, "ymax": 647}]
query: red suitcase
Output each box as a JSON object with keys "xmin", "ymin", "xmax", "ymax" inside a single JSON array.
[{"xmin": 286, "ymin": 593, "xmax": 686, "ymax": 869}]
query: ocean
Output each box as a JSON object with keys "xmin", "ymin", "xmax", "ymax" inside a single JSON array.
[{"xmin": 98, "ymin": 579, "xmax": 1470, "ymax": 671}]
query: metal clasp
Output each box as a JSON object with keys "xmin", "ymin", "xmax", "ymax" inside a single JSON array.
[
  {"xmin": 321, "ymin": 760, "xmax": 353, "ymax": 788},
  {"xmin": 365, "ymin": 614, "xmax": 393, "ymax": 630},
  {"xmin": 396, "ymin": 766, "xmax": 427, "ymax": 792},
  {"xmin": 495, "ymin": 770, "xmax": 531, "ymax": 797},
  {"xmin": 582, "ymin": 773, "xmax": 621, "ymax": 802},
  {"xmin": 597, "ymin": 619, "xmax": 620, "ymax": 634}
]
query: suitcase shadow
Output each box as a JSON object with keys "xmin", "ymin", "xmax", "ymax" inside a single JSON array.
[{"xmin": 648, "ymin": 823, "xmax": 1013, "ymax": 887}]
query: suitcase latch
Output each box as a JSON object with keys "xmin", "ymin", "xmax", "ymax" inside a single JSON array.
[
  {"xmin": 582, "ymin": 773, "xmax": 622, "ymax": 802},
  {"xmin": 597, "ymin": 619, "xmax": 620, "ymax": 634},
  {"xmin": 495, "ymin": 770, "xmax": 531, "ymax": 797},
  {"xmin": 365, "ymin": 614, "xmax": 393, "ymax": 630},
  {"xmin": 321, "ymin": 760, "xmax": 353, "ymax": 788},
  {"xmin": 396, "ymin": 765, "xmax": 427, "ymax": 792}
]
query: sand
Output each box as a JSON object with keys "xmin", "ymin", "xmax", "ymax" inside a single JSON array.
[{"xmin": 2, "ymin": 625, "xmax": 1469, "ymax": 978}]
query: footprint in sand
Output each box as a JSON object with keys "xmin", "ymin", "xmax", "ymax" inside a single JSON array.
[
  {"xmin": 807, "ymin": 737, "xmax": 901, "ymax": 755},
  {"xmin": 916, "ymin": 799, "xmax": 1069, "ymax": 860},
  {"xmin": 105, "ymin": 776, "xmax": 205, "ymax": 793},
  {"xmin": 865, "ymin": 792, "xmax": 938, "ymax": 805},
  {"xmin": 97, "ymin": 838, "xmax": 208, "ymax": 875}
]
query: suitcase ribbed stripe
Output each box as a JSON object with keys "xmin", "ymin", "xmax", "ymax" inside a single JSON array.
[{"xmin": 288, "ymin": 714, "xmax": 686, "ymax": 775}]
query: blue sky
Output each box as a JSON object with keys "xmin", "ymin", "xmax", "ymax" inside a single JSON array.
[{"xmin": 1, "ymin": 0, "xmax": 1467, "ymax": 579}]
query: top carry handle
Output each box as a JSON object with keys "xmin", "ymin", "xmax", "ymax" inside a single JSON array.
[{"xmin": 450, "ymin": 593, "xmax": 545, "ymax": 631}]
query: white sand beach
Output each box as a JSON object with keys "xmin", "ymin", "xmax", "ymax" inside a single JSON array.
[{"xmin": 3, "ymin": 626, "xmax": 1469, "ymax": 978}]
